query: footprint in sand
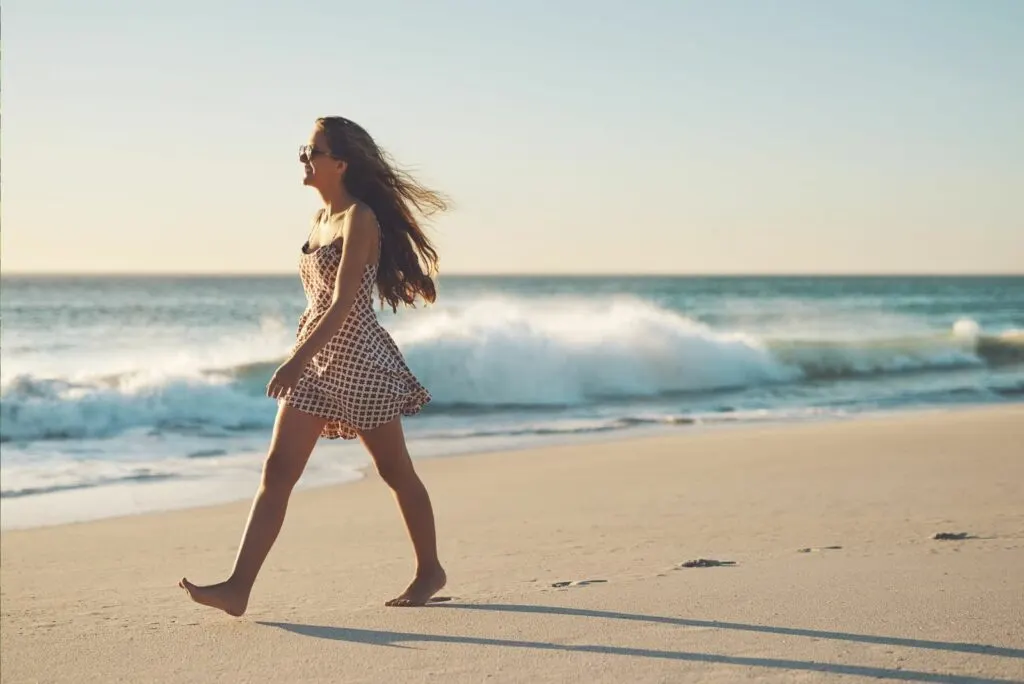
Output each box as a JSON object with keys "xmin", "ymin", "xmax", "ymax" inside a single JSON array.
[
  {"xmin": 678, "ymin": 559, "xmax": 737, "ymax": 568},
  {"xmin": 550, "ymin": 579, "xmax": 608, "ymax": 588},
  {"xmin": 797, "ymin": 545, "xmax": 843, "ymax": 553}
]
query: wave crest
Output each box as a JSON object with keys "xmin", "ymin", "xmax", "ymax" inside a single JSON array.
[{"xmin": 2, "ymin": 298, "xmax": 1020, "ymax": 443}]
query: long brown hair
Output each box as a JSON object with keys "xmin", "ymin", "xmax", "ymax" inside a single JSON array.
[{"xmin": 317, "ymin": 116, "xmax": 448, "ymax": 312}]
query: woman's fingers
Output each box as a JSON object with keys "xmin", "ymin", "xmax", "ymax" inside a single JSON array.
[{"xmin": 266, "ymin": 380, "xmax": 293, "ymax": 398}]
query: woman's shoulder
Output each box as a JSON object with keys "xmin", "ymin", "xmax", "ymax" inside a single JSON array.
[
  {"xmin": 338, "ymin": 202, "xmax": 379, "ymax": 235},
  {"xmin": 310, "ymin": 204, "xmax": 375, "ymax": 244},
  {"xmin": 336, "ymin": 201, "xmax": 377, "ymax": 225}
]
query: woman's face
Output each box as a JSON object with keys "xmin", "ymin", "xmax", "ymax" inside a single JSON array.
[{"xmin": 300, "ymin": 128, "xmax": 345, "ymax": 190}]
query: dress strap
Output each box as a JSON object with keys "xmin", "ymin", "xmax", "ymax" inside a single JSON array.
[{"xmin": 302, "ymin": 209, "xmax": 326, "ymax": 250}]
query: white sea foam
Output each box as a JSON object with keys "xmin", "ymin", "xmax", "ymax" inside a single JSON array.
[{"xmin": 2, "ymin": 298, "xmax": 1017, "ymax": 445}]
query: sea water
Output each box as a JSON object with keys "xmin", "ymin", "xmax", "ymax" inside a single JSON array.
[{"xmin": 2, "ymin": 275, "xmax": 1021, "ymax": 528}]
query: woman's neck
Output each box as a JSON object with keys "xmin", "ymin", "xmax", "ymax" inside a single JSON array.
[{"xmin": 317, "ymin": 186, "xmax": 356, "ymax": 218}]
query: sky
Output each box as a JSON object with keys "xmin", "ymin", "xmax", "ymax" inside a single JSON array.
[{"xmin": 2, "ymin": 0, "xmax": 1023, "ymax": 275}]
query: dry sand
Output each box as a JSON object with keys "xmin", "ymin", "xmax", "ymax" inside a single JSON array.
[{"xmin": 2, "ymin": 406, "xmax": 1023, "ymax": 683}]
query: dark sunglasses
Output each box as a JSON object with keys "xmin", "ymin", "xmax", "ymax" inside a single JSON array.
[{"xmin": 299, "ymin": 144, "xmax": 333, "ymax": 163}]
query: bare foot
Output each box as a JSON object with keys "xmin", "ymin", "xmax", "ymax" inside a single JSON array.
[
  {"xmin": 386, "ymin": 566, "xmax": 447, "ymax": 607},
  {"xmin": 179, "ymin": 578, "xmax": 249, "ymax": 617}
]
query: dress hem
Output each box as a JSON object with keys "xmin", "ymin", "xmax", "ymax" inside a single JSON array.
[{"xmin": 280, "ymin": 392, "xmax": 431, "ymax": 440}]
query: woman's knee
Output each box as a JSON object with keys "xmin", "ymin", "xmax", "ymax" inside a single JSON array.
[
  {"xmin": 360, "ymin": 418, "xmax": 415, "ymax": 487},
  {"xmin": 373, "ymin": 451, "xmax": 414, "ymax": 488},
  {"xmin": 259, "ymin": 405, "xmax": 323, "ymax": 490},
  {"xmin": 261, "ymin": 448, "xmax": 305, "ymax": 490}
]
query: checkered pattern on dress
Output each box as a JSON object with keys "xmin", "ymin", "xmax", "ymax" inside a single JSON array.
[{"xmin": 282, "ymin": 236, "xmax": 431, "ymax": 439}]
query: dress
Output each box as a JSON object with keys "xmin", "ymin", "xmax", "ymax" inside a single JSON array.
[{"xmin": 282, "ymin": 228, "xmax": 431, "ymax": 439}]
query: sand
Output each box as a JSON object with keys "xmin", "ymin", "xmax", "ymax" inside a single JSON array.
[{"xmin": 2, "ymin": 406, "xmax": 1023, "ymax": 683}]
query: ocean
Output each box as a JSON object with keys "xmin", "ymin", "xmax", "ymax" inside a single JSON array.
[{"xmin": 2, "ymin": 275, "xmax": 1022, "ymax": 529}]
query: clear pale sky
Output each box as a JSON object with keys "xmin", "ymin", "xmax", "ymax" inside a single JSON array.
[{"xmin": 3, "ymin": 0, "xmax": 1022, "ymax": 274}]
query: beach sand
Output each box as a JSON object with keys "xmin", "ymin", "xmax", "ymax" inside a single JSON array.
[{"xmin": 2, "ymin": 407, "xmax": 1023, "ymax": 683}]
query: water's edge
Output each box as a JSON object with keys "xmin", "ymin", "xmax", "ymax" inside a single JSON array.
[{"xmin": 3, "ymin": 402, "xmax": 1015, "ymax": 533}]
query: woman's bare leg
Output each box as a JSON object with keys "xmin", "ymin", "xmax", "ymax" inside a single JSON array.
[
  {"xmin": 359, "ymin": 417, "xmax": 446, "ymax": 607},
  {"xmin": 179, "ymin": 404, "xmax": 326, "ymax": 616}
]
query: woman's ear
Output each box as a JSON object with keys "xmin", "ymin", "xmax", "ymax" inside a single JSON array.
[{"xmin": 336, "ymin": 159, "xmax": 349, "ymax": 177}]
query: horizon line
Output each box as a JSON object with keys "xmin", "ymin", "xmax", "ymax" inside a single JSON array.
[{"xmin": 2, "ymin": 270, "xmax": 1023, "ymax": 279}]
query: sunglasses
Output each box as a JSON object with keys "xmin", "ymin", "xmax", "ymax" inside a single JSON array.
[{"xmin": 299, "ymin": 144, "xmax": 333, "ymax": 163}]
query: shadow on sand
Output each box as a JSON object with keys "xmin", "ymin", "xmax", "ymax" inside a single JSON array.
[{"xmin": 257, "ymin": 602, "xmax": 1022, "ymax": 683}]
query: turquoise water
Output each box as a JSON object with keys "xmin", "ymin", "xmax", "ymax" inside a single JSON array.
[{"xmin": 2, "ymin": 275, "xmax": 1022, "ymax": 527}]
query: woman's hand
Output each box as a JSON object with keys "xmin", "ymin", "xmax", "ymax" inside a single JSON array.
[{"xmin": 266, "ymin": 357, "xmax": 306, "ymax": 399}]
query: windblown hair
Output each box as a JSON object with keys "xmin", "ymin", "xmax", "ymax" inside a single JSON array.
[{"xmin": 317, "ymin": 116, "xmax": 448, "ymax": 312}]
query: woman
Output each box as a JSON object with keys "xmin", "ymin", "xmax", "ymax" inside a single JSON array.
[{"xmin": 180, "ymin": 116, "xmax": 447, "ymax": 615}]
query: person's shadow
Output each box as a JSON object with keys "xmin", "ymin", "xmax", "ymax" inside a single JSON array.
[{"xmin": 258, "ymin": 603, "xmax": 1024, "ymax": 683}]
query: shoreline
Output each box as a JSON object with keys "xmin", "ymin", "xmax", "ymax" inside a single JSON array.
[
  {"xmin": 1, "ymin": 401, "xmax": 1018, "ymax": 532},
  {"xmin": 2, "ymin": 403, "xmax": 1021, "ymax": 682}
]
